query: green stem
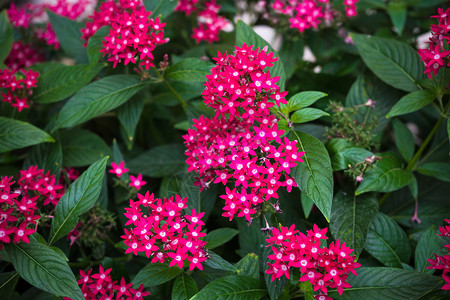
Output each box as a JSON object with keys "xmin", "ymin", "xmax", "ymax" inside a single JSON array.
[{"xmin": 153, "ymin": 67, "xmax": 187, "ymax": 108}]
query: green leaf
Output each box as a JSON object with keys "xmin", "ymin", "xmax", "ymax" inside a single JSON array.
[
  {"xmin": 279, "ymin": 38, "xmax": 303, "ymax": 79},
  {"xmin": 0, "ymin": 10, "xmax": 13, "ymax": 64},
  {"xmin": 0, "ymin": 271, "xmax": 19, "ymax": 300},
  {"xmin": 301, "ymin": 193, "xmax": 314, "ymax": 218},
  {"xmin": 5, "ymin": 241, "xmax": 83, "ymax": 300},
  {"xmin": 204, "ymin": 228, "xmax": 239, "ymax": 249},
  {"xmin": 387, "ymin": 90, "xmax": 435, "ymax": 118},
  {"xmin": 448, "ymin": 118, "xmax": 450, "ymax": 154},
  {"xmin": 326, "ymin": 139, "xmax": 374, "ymax": 171},
  {"xmin": 417, "ymin": 162, "xmax": 450, "ymax": 182},
  {"xmin": 144, "ymin": 0, "xmax": 178, "ymax": 19},
  {"xmin": 235, "ymin": 253, "xmax": 259, "ymax": 279},
  {"xmin": 392, "ymin": 119, "xmax": 415, "ymax": 162},
  {"xmin": 54, "ymin": 75, "xmax": 149, "ymax": 129},
  {"xmin": 284, "ymin": 91, "xmax": 327, "ymax": 113},
  {"xmin": 47, "ymin": 11, "xmax": 87, "ymax": 62},
  {"xmin": 237, "ymin": 218, "xmax": 266, "ymax": 258},
  {"xmin": 204, "ymin": 251, "xmax": 238, "ymax": 273},
  {"xmin": 116, "ymin": 95, "xmax": 145, "ymax": 142},
  {"xmin": 60, "ymin": 129, "xmax": 110, "ymax": 167},
  {"xmin": 86, "ymin": 26, "xmax": 110, "ymax": 64},
  {"xmin": 0, "ymin": 117, "xmax": 54, "ymax": 153},
  {"xmin": 235, "ymin": 20, "xmax": 286, "ymax": 90},
  {"xmin": 415, "ymin": 226, "xmax": 447, "ymax": 274},
  {"xmin": 49, "ymin": 157, "xmax": 108, "ymax": 245},
  {"xmin": 330, "ymin": 191, "xmax": 379, "ymax": 257},
  {"xmin": 364, "ymin": 213, "xmax": 411, "ymax": 268},
  {"xmin": 172, "ymin": 273, "xmax": 198, "ymax": 300},
  {"xmin": 27, "ymin": 137, "xmax": 62, "ymax": 177},
  {"xmin": 329, "ymin": 267, "xmax": 442, "ymax": 299},
  {"xmin": 32, "ymin": 63, "xmax": 104, "ymax": 103},
  {"xmin": 127, "ymin": 144, "xmax": 186, "ymax": 177},
  {"xmin": 291, "ymin": 131, "xmax": 333, "ymax": 222},
  {"xmin": 190, "ymin": 275, "xmax": 266, "ymax": 300},
  {"xmin": 263, "ymin": 246, "xmax": 288, "ymax": 300},
  {"xmin": 180, "ymin": 173, "xmax": 218, "ymax": 222},
  {"xmin": 290, "ymin": 108, "xmax": 329, "ymax": 124},
  {"xmin": 165, "ymin": 58, "xmax": 214, "ymax": 82},
  {"xmin": 132, "ymin": 262, "xmax": 181, "ymax": 287},
  {"xmin": 356, "ymin": 153, "xmax": 413, "ymax": 195},
  {"xmin": 388, "ymin": 2, "xmax": 407, "ymax": 36},
  {"xmin": 351, "ymin": 34, "xmax": 425, "ymax": 92}
]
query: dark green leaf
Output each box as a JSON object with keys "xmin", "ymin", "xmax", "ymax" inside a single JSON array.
[
  {"xmin": 27, "ymin": 137, "xmax": 62, "ymax": 177},
  {"xmin": 392, "ymin": 119, "xmax": 415, "ymax": 162},
  {"xmin": 388, "ymin": 2, "xmax": 407, "ymax": 36},
  {"xmin": 356, "ymin": 153, "xmax": 413, "ymax": 195},
  {"xmin": 364, "ymin": 212, "xmax": 411, "ymax": 268},
  {"xmin": 0, "ymin": 271, "xmax": 19, "ymax": 300},
  {"xmin": 235, "ymin": 20, "xmax": 286, "ymax": 90},
  {"xmin": 32, "ymin": 63, "xmax": 104, "ymax": 103},
  {"xmin": 204, "ymin": 251, "xmax": 238, "ymax": 273},
  {"xmin": 190, "ymin": 275, "xmax": 266, "ymax": 300},
  {"xmin": 165, "ymin": 58, "xmax": 213, "ymax": 82},
  {"xmin": 417, "ymin": 162, "xmax": 450, "ymax": 182},
  {"xmin": 291, "ymin": 131, "xmax": 333, "ymax": 221},
  {"xmin": 204, "ymin": 228, "xmax": 239, "ymax": 249},
  {"xmin": 144, "ymin": 0, "xmax": 178, "ymax": 19},
  {"xmin": 116, "ymin": 95, "xmax": 145, "ymax": 142},
  {"xmin": 0, "ymin": 117, "xmax": 54, "ymax": 153},
  {"xmin": 415, "ymin": 226, "xmax": 447, "ymax": 274},
  {"xmin": 301, "ymin": 193, "xmax": 314, "ymax": 218},
  {"xmin": 393, "ymin": 203, "xmax": 450, "ymax": 229},
  {"xmin": 237, "ymin": 218, "xmax": 266, "ymax": 259},
  {"xmin": 263, "ymin": 246, "xmax": 287, "ymax": 300},
  {"xmin": 49, "ymin": 157, "xmax": 108, "ymax": 245},
  {"xmin": 284, "ymin": 91, "xmax": 327, "ymax": 113},
  {"xmin": 86, "ymin": 26, "xmax": 110, "ymax": 64},
  {"xmin": 326, "ymin": 139, "xmax": 374, "ymax": 171},
  {"xmin": 55, "ymin": 75, "xmax": 149, "ymax": 129},
  {"xmin": 290, "ymin": 108, "xmax": 329, "ymax": 124},
  {"xmin": 60, "ymin": 129, "xmax": 110, "ymax": 167},
  {"xmin": 127, "ymin": 144, "xmax": 186, "ymax": 177},
  {"xmin": 180, "ymin": 173, "xmax": 217, "ymax": 222},
  {"xmin": 132, "ymin": 262, "xmax": 181, "ymax": 287},
  {"xmin": 5, "ymin": 241, "xmax": 83, "ymax": 300},
  {"xmin": 330, "ymin": 191, "xmax": 379, "ymax": 257},
  {"xmin": 0, "ymin": 10, "xmax": 13, "ymax": 63},
  {"xmin": 387, "ymin": 90, "xmax": 435, "ymax": 118},
  {"xmin": 47, "ymin": 11, "xmax": 87, "ymax": 62},
  {"xmin": 235, "ymin": 253, "xmax": 259, "ymax": 280},
  {"xmin": 172, "ymin": 273, "xmax": 198, "ymax": 300},
  {"xmin": 351, "ymin": 34, "xmax": 425, "ymax": 92},
  {"xmin": 279, "ymin": 38, "xmax": 303, "ymax": 79},
  {"xmin": 329, "ymin": 267, "xmax": 442, "ymax": 299}
]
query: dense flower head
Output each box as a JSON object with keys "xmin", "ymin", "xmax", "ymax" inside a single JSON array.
[
  {"xmin": 183, "ymin": 44, "xmax": 304, "ymax": 221},
  {"xmin": 0, "ymin": 67, "xmax": 39, "ymax": 112},
  {"xmin": 5, "ymin": 41, "xmax": 45, "ymax": 71},
  {"xmin": 265, "ymin": 224, "xmax": 360, "ymax": 299},
  {"xmin": 428, "ymin": 219, "xmax": 450, "ymax": 290},
  {"xmin": 65, "ymin": 265, "xmax": 149, "ymax": 300},
  {"xmin": 418, "ymin": 8, "xmax": 450, "ymax": 78},
  {"xmin": 0, "ymin": 166, "xmax": 66, "ymax": 250},
  {"xmin": 121, "ymin": 192, "xmax": 208, "ymax": 270}
]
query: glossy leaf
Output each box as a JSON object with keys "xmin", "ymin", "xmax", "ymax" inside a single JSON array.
[
  {"xmin": 165, "ymin": 58, "xmax": 213, "ymax": 82},
  {"xmin": 27, "ymin": 137, "xmax": 62, "ymax": 177},
  {"xmin": 116, "ymin": 95, "xmax": 146, "ymax": 142},
  {"xmin": 54, "ymin": 75, "xmax": 149, "ymax": 129},
  {"xmin": 86, "ymin": 26, "xmax": 110, "ymax": 64},
  {"xmin": 387, "ymin": 90, "xmax": 435, "ymax": 118},
  {"xmin": 356, "ymin": 152, "xmax": 413, "ymax": 195},
  {"xmin": 417, "ymin": 162, "xmax": 450, "ymax": 182},
  {"xmin": 132, "ymin": 262, "xmax": 181, "ymax": 287},
  {"xmin": 204, "ymin": 251, "xmax": 238, "ymax": 273},
  {"xmin": 49, "ymin": 157, "xmax": 108, "ymax": 245},
  {"xmin": 190, "ymin": 275, "xmax": 266, "ymax": 300},
  {"xmin": 351, "ymin": 34, "xmax": 424, "ymax": 92},
  {"xmin": 144, "ymin": 0, "xmax": 178, "ymax": 19},
  {"xmin": 204, "ymin": 228, "xmax": 239, "ymax": 249},
  {"xmin": 0, "ymin": 117, "xmax": 54, "ymax": 153},
  {"xmin": 180, "ymin": 172, "xmax": 218, "ymax": 221},
  {"xmin": 237, "ymin": 218, "xmax": 266, "ymax": 258},
  {"xmin": 0, "ymin": 10, "xmax": 13, "ymax": 64},
  {"xmin": 172, "ymin": 273, "xmax": 198, "ymax": 300},
  {"xmin": 364, "ymin": 213, "xmax": 411, "ymax": 268},
  {"xmin": 330, "ymin": 191, "xmax": 379, "ymax": 257},
  {"xmin": 5, "ymin": 241, "xmax": 83, "ymax": 300},
  {"xmin": 329, "ymin": 267, "xmax": 442, "ymax": 299},
  {"xmin": 32, "ymin": 63, "xmax": 104, "ymax": 103},
  {"xmin": 291, "ymin": 131, "xmax": 333, "ymax": 222},
  {"xmin": 388, "ymin": 2, "xmax": 407, "ymax": 36},
  {"xmin": 326, "ymin": 139, "xmax": 374, "ymax": 171},
  {"xmin": 291, "ymin": 108, "xmax": 329, "ymax": 124},
  {"xmin": 0, "ymin": 271, "xmax": 19, "ymax": 300},
  {"xmin": 301, "ymin": 193, "xmax": 314, "ymax": 219},
  {"xmin": 415, "ymin": 226, "xmax": 447, "ymax": 274},
  {"xmin": 235, "ymin": 253, "xmax": 259, "ymax": 279},
  {"xmin": 392, "ymin": 119, "xmax": 414, "ymax": 162},
  {"xmin": 284, "ymin": 91, "xmax": 327, "ymax": 113},
  {"xmin": 235, "ymin": 20, "xmax": 286, "ymax": 90}
]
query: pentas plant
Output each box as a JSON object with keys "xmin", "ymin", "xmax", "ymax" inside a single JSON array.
[
  {"xmin": 184, "ymin": 44, "xmax": 304, "ymax": 221},
  {"xmin": 0, "ymin": 67, "xmax": 39, "ymax": 112},
  {"xmin": 110, "ymin": 160, "xmax": 147, "ymax": 189},
  {"xmin": 418, "ymin": 8, "xmax": 450, "ymax": 78},
  {"xmin": 265, "ymin": 224, "xmax": 360, "ymax": 299},
  {"xmin": 5, "ymin": 41, "xmax": 44, "ymax": 71},
  {"xmin": 428, "ymin": 219, "xmax": 450, "ymax": 290},
  {"xmin": 121, "ymin": 192, "xmax": 208, "ymax": 270}
]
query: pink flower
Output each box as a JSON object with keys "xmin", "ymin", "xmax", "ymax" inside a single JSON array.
[
  {"xmin": 109, "ymin": 161, "xmax": 129, "ymax": 177},
  {"xmin": 129, "ymin": 174, "xmax": 146, "ymax": 190}
]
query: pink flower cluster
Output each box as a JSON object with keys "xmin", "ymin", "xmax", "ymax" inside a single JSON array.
[
  {"xmin": 271, "ymin": 0, "xmax": 357, "ymax": 33},
  {"xmin": 418, "ymin": 8, "xmax": 450, "ymax": 78},
  {"xmin": 5, "ymin": 41, "xmax": 44, "ymax": 71},
  {"xmin": 0, "ymin": 166, "xmax": 65, "ymax": 250},
  {"xmin": 428, "ymin": 219, "xmax": 450, "ymax": 290},
  {"xmin": 176, "ymin": 0, "xmax": 231, "ymax": 43},
  {"xmin": 265, "ymin": 224, "xmax": 360, "ymax": 299},
  {"xmin": 121, "ymin": 192, "xmax": 208, "ymax": 270},
  {"xmin": 109, "ymin": 161, "xmax": 146, "ymax": 190},
  {"xmin": 66, "ymin": 265, "xmax": 149, "ymax": 300},
  {"xmin": 183, "ymin": 44, "xmax": 304, "ymax": 221},
  {"xmin": 1, "ymin": 67, "xmax": 39, "ymax": 112}
]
